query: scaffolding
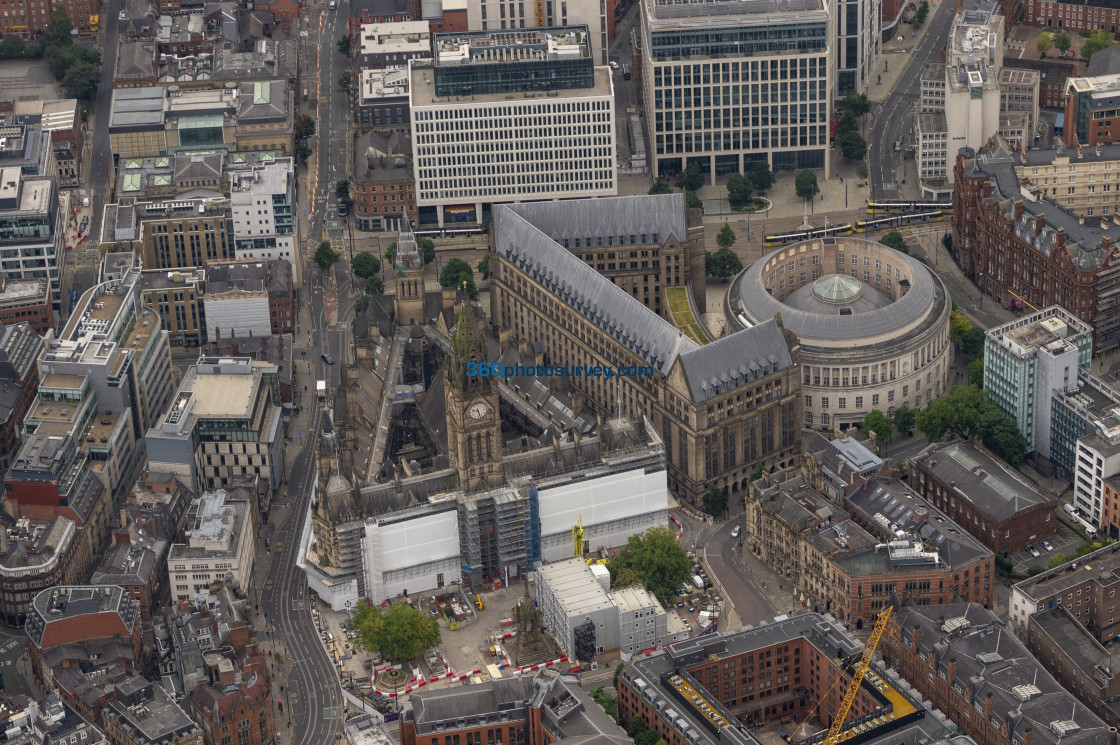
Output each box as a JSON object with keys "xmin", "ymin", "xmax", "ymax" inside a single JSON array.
[
  {"xmin": 574, "ymin": 621, "xmax": 596, "ymax": 662},
  {"xmin": 458, "ymin": 487, "xmax": 530, "ymax": 588}
]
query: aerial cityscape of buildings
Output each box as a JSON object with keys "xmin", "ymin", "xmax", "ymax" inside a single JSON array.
[{"xmin": 7, "ymin": 0, "xmax": 1120, "ymax": 742}]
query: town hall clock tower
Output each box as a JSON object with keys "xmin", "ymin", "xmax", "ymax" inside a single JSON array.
[{"xmin": 445, "ymin": 302, "xmax": 503, "ymax": 492}]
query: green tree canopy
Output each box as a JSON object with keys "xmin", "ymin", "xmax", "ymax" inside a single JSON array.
[
  {"xmin": 0, "ymin": 35, "xmax": 26, "ymax": 59},
  {"xmin": 62, "ymin": 60, "xmax": 98, "ymax": 100},
  {"xmin": 705, "ymin": 248, "xmax": 742, "ymax": 280},
  {"xmin": 861, "ymin": 410, "xmax": 894, "ymax": 442},
  {"xmin": 417, "ymin": 237, "xmax": 436, "ymax": 264},
  {"xmin": 879, "ymin": 230, "xmax": 909, "ymax": 253},
  {"xmin": 1036, "ymin": 32, "xmax": 1054, "ymax": 56},
  {"xmin": 961, "ymin": 326, "xmax": 986, "ymax": 357},
  {"xmin": 685, "ymin": 191, "xmax": 703, "ymax": 210},
  {"xmin": 649, "ymin": 178, "xmax": 672, "ymax": 195},
  {"xmin": 749, "ymin": 160, "xmax": 775, "ymax": 193},
  {"xmin": 41, "ymin": 4, "xmax": 73, "ymax": 47},
  {"xmin": 335, "ymin": 179, "xmax": 351, "ymax": 203},
  {"xmin": 477, "ymin": 255, "xmax": 490, "ymax": 279},
  {"xmin": 439, "ymin": 258, "xmax": 478, "ymax": 299},
  {"xmin": 727, "ymin": 174, "xmax": 752, "ymax": 207},
  {"xmin": 350, "ymin": 602, "xmax": 441, "ymax": 663},
  {"xmin": 613, "ymin": 566, "xmax": 642, "ymax": 589},
  {"xmin": 1083, "ymin": 28, "xmax": 1117, "ymax": 60},
  {"xmin": 949, "ymin": 307, "xmax": 972, "ymax": 343},
  {"xmin": 839, "ymin": 131, "xmax": 867, "ymax": 161},
  {"xmin": 839, "ymin": 92, "xmax": 872, "ymax": 117},
  {"xmin": 835, "ymin": 109, "xmax": 859, "ymax": 138},
  {"xmin": 716, "ymin": 223, "xmax": 737, "ymax": 251},
  {"xmin": 891, "ymin": 405, "xmax": 916, "ymax": 436},
  {"xmin": 352, "ymin": 252, "xmax": 380, "ymax": 279},
  {"xmin": 703, "ymin": 485, "xmax": 728, "ymax": 516},
  {"xmin": 607, "ymin": 525, "xmax": 691, "ymax": 605},
  {"xmin": 294, "ymin": 115, "xmax": 316, "ymax": 140},
  {"xmin": 976, "ymin": 409, "xmax": 1029, "ymax": 465},
  {"xmin": 795, "ymin": 170, "xmax": 819, "ymax": 202},
  {"xmin": 384, "ymin": 242, "xmax": 397, "ymax": 264},
  {"xmin": 969, "ymin": 357, "xmax": 985, "ymax": 387},
  {"xmin": 315, "ymin": 240, "xmax": 341, "ymax": 272},
  {"xmin": 856, "ymin": 164, "xmax": 869, "ymax": 180},
  {"xmin": 681, "ymin": 162, "xmax": 704, "ymax": 191},
  {"xmin": 337, "ymin": 34, "xmax": 350, "ymax": 55},
  {"xmin": 1053, "ymin": 32, "xmax": 1072, "ymax": 52},
  {"xmin": 365, "ymin": 276, "xmax": 384, "ymax": 295},
  {"xmin": 628, "ymin": 717, "xmax": 648, "ymax": 738},
  {"xmin": 915, "ymin": 385, "xmax": 992, "ymax": 442}
]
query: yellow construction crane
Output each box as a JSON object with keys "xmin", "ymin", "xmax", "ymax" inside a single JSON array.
[
  {"xmin": 572, "ymin": 514, "xmax": 584, "ymax": 557},
  {"xmin": 822, "ymin": 606, "xmax": 893, "ymax": 745}
]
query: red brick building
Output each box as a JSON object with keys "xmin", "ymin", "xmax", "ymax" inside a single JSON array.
[
  {"xmin": 349, "ymin": 0, "xmax": 415, "ymax": 38},
  {"xmin": 353, "ymin": 131, "xmax": 414, "ymax": 233},
  {"xmin": 952, "ymin": 140, "xmax": 1120, "ymax": 353},
  {"xmin": 1003, "ymin": 57, "xmax": 1076, "ymax": 110},
  {"xmin": 883, "ymin": 602, "xmax": 1108, "ymax": 745},
  {"xmin": 909, "ymin": 441, "xmax": 1056, "ymax": 553},
  {"xmin": 402, "ymin": 670, "xmax": 627, "ymax": 745},
  {"xmin": 0, "ymin": 0, "xmax": 98, "ymax": 37},
  {"xmin": 0, "ymin": 276, "xmax": 52, "ymax": 336},
  {"xmin": 25, "ymin": 586, "xmax": 143, "ymax": 692},
  {"xmin": 1026, "ymin": 608, "xmax": 1120, "ymax": 728},
  {"xmin": 188, "ymin": 651, "xmax": 275, "ymax": 745},
  {"xmin": 1023, "ymin": 0, "xmax": 1120, "ymax": 33}
]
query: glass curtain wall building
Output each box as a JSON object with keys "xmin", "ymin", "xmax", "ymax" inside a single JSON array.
[{"xmin": 639, "ymin": 0, "xmax": 834, "ymax": 184}]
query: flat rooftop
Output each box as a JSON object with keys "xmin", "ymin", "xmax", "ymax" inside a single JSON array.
[
  {"xmin": 0, "ymin": 277, "xmax": 48, "ymax": 305},
  {"xmin": 537, "ymin": 558, "xmax": 614, "ymax": 617},
  {"xmin": 1013, "ymin": 542, "xmax": 1120, "ymax": 600},
  {"xmin": 645, "ymin": 0, "xmax": 825, "ymax": 23},
  {"xmin": 409, "ymin": 63, "xmax": 611, "ymax": 106},
  {"xmin": 180, "ymin": 367, "xmax": 260, "ymax": 419},
  {"xmin": 1030, "ymin": 608, "xmax": 1120, "ymax": 677}
]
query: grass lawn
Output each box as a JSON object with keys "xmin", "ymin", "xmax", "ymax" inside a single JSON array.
[{"xmin": 666, "ymin": 287, "xmax": 711, "ymax": 344}]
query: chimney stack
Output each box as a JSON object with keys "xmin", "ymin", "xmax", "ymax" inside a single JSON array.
[
  {"xmin": 948, "ymin": 658, "xmax": 957, "ymax": 680},
  {"xmin": 1014, "ymin": 200, "xmax": 1025, "ymax": 220},
  {"xmin": 985, "ymin": 691, "xmax": 994, "ymax": 719},
  {"xmin": 912, "ymin": 625, "xmax": 922, "ymax": 653},
  {"xmin": 1023, "ymin": 727, "xmax": 1033, "ymax": 745},
  {"xmin": 1035, "ymin": 213, "xmax": 1046, "ymax": 235}
]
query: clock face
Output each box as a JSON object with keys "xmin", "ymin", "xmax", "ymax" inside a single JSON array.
[{"xmin": 469, "ymin": 402, "xmax": 488, "ymax": 420}]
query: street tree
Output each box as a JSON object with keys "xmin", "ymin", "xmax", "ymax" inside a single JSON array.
[
  {"xmin": 949, "ymin": 307, "xmax": 972, "ymax": 343},
  {"xmin": 294, "ymin": 115, "xmax": 316, "ymax": 140},
  {"xmin": 477, "ymin": 255, "xmax": 490, "ymax": 279},
  {"xmin": 716, "ymin": 223, "xmax": 737, "ymax": 251},
  {"xmin": 915, "ymin": 385, "xmax": 993, "ymax": 442},
  {"xmin": 1037, "ymin": 32, "xmax": 1054, "ymax": 57},
  {"xmin": 836, "ymin": 110, "xmax": 859, "ymax": 138},
  {"xmin": 685, "ymin": 191, "xmax": 703, "ymax": 210},
  {"xmin": 705, "ymin": 248, "xmax": 742, "ymax": 280},
  {"xmin": 961, "ymin": 326, "xmax": 986, "ymax": 357},
  {"xmin": 365, "ymin": 276, "xmax": 385, "ymax": 295},
  {"xmin": 377, "ymin": 602, "xmax": 442, "ymax": 663},
  {"xmin": 417, "ymin": 237, "xmax": 436, "ymax": 264},
  {"xmin": 335, "ymin": 179, "xmax": 351, "ymax": 204},
  {"xmin": 0, "ymin": 35, "xmax": 26, "ymax": 59},
  {"xmin": 969, "ymin": 357, "xmax": 985, "ymax": 387},
  {"xmin": 1083, "ymin": 28, "xmax": 1116, "ymax": 60},
  {"xmin": 727, "ymin": 174, "xmax": 752, "ymax": 207},
  {"xmin": 1053, "ymin": 32, "xmax": 1072, "ymax": 53},
  {"xmin": 628, "ymin": 717, "xmax": 648, "ymax": 739},
  {"xmin": 41, "ymin": 4, "xmax": 73, "ymax": 47},
  {"xmin": 860, "ymin": 409, "xmax": 894, "ymax": 442},
  {"xmin": 337, "ymin": 35, "xmax": 350, "ymax": 55},
  {"xmin": 607, "ymin": 525, "xmax": 691, "ymax": 606},
  {"xmin": 384, "ymin": 242, "xmax": 397, "ymax": 264},
  {"xmin": 891, "ymin": 405, "xmax": 916, "ymax": 437},
  {"xmin": 349, "ymin": 602, "xmax": 385, "ymax": 653},
  {"xmin": 795, "ymin": 170, "xmax": 820, "ymax": 202},
  {"xmin": 749, "ymin": 160, "xmax": 775, "ymax": 193},
  {"xmin": 439, "ymin": 258, "xmax": 478, "ymax": 299},
  {"xmin": 351, "ymin": 252, "xmax": 380, "ymax": 279},
  {"xmin": 703, "ymin": 485, "xmax": 728, "ymax": 516},
  {"xmin": 976, "ymin": 409, "xmax": 1029, "ymax": 465},
  {"xmin": 681, "ymin": 162, "xmax": 704, "ymax": 191},
  {"xmin": 649, "ymin": 178, "xmax": 672, "ymax": 195},
  {"xmin": 839, "ymin": 92, "xmax": 872, "ymax": 117},
  {"xmin": 296, "ymin": 144, "xmax": 312, "ymax": 161},
  {"xmin": 62, "ymin": 60, "xmax": 98, "ymax": 100},
  {"xmin": 839, "ymin": 131, "xmax": 868, "ymax": 161},
  {"xmin": 856, "ymin": 164, "xmax": 869, "ymax": 180},
  {"xmin": 879, "ymin": 230, "xmax": 910, "ymax": 253},
  {"xmin": 315, "ymin": 240, "xmax": 341, "ymax": 272}
]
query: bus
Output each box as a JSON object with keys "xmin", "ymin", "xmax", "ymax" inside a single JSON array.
[{"xmin": 762, "ymin": 223, "xmax": 854, "ymax": 248}]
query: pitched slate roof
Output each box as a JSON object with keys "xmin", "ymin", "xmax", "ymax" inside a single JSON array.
[{"xmin": 493, "ymin": 197, "xmax": 795, "ymax": 403}]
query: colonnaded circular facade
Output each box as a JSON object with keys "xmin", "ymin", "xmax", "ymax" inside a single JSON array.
[{"xmin": 725, "ymin": 237, "xmax": 953, "ymax": 432}]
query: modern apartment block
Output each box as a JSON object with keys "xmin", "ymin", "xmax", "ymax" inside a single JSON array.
[
  {"xmin": 409, "ymin": 27, "xmax": 615, "ymax": 228},
  {"xmin": 1065, "ymin": 72, "xmax": 1120, "ymax": 147},
  {"xmin": 167, "ymin": 490, "xmax": 256, "ymax": 601},
  {"xmin": 229, "ymin": 160, "xmax": 300, "ymax": 288},
  {"xmin": 101, "ymin": 198, "xmax": 236, "ymax": 269},
  {"xmin": 914, "ymin": 0, "xmax": 1038, "ymax": 196},
  {"xmin": 983, "ymin": 306, "xmax": 1093, "ymax": 458},
  {"xmin": 0, "ymin": 167, "xmax": 66, "ymax": 309},
  {"xmin": 640, "ymin": 0, "xmax": 833, "ymax": 184},
  {"xmin": 145, "ymin": 357, "xmax": 284, "ymax": 500},
  {"xmin": 461, "ymin": 0, "xmax": 615, "ymax": 64},
  {"xmin": 954, "ymin": 138, "xmax": 1120, "ymax": 352},
  {"xmin": 140, "ymin": 268, "xmax": 206, "ymax": 348}
]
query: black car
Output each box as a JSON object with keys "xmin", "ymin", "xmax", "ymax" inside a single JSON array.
[{"xmin": 322, "ymin": 353, "xmax": 335, "ymax": 364}]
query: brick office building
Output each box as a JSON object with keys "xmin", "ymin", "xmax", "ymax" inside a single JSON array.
[
  {"xmin": 1026, "ymin": 608, "xmax": 1120, "ymax": 728},
  {"xmin": 953, "ymin": 137, "xmax": 1120, "ymax": 353},
  {"xmin": 1010, "ymin": 542, "xmax": 1120, "ymax": 642},
  {"xmin": 883, "ymin": 602, "xmax": 1109, "ymax": 745},
  {"xmin": 909, "ymin": 441, "xmax": 1056, "ymax": 553},
  {"xmin": 1003, "ymin": 57, "xmax": 1075, "ymax": 110}
]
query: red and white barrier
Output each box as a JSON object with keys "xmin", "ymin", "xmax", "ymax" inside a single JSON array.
[{"xmin": 516, "ymin": 656, "xmax": 568, "ymax": 674}]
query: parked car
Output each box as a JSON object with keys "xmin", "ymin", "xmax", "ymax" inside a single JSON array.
[
  {"xmin": 730, "ymin": 526, "xmax": 741, "ymax": 539},
  {"xmin": 609, "ymin": 60, "xmax": 619, "ymax": 70},
  {"xmin": 1041, "ymin": 540, "xmax": 1054, "ymax": 552},
  {"xmin": 1028, "ymin": 545, "xmax": 1041, "ymax": 558}
]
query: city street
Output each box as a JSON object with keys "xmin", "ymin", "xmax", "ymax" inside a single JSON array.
[{"xmin": 869, "ymin": 0, "xmax": 955, "ymax": 198}]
